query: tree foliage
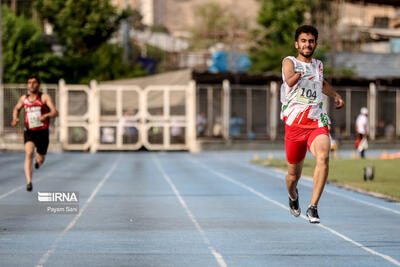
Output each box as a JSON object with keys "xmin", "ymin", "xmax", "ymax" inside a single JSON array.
[
  {"xmin": 31, "ymin": 0, "xmax": 146, "ymax": 83},
  {"xmin": 130, "ymin": 9, "xmax": 145, "ymax": 31},
  {"xmin": 190, "ymin": 3, "xmax": 227, "ymax": 49},
  {"xmin": 78, "ymin": 43, "xmax": 146, "ymax": 84},
  {"xmin": 191, "ymin": 2, "xmax": 249, "ymax": 50},
  {"xmin": 34, "ymin": 0, "xmax": 124, "ymax": 55},
  {"xmin": 2, "ymin": 6, "xmax": 63, "ymax": 83},
  {"xmin": 249, "ymin": 0, "xmax": 308, "ymax": 73}
]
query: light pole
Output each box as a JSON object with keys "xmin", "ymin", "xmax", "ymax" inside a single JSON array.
[{"xmin": 121, "ymin": 0, "xmax": 132, "ymax": 62}]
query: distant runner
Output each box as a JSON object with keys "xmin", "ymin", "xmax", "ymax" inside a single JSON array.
[
  {"xmin": 11, "ymin": 76, "xmax": 58, "ymax": 191},
  {"xmin": 280, "ymin": 25, "xmax": 344, "ymax": 223},
  {"xmin": 355, "ymin": 107, "xmax": 369, "ymax": 158}
]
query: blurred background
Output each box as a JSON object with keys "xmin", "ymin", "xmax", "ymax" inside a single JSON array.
[{"xmin": 1, "ymin": 0, "xmax": 400, "ymax": 152}]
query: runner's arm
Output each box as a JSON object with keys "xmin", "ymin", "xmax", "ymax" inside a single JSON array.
[
  {"xmin": 11, "ymin": 95, "xmax": 25, "ymax": 127},
  {"xmin": 40, "ymin": 93, "xmax": 58, "ymax": 121},
  {"xmin": 282, "ymin": 59, "xmax": 301, "ymax": 87},
  {"xmin": 322, "ymin": 80, "xmax": 344, "ymax": 109}
]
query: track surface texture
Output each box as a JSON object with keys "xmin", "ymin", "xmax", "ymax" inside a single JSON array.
[{"xmin": 0, "ymin": 151, "xmax": 399, "ymax": 267}]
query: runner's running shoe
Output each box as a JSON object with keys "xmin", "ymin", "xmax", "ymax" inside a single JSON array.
[
  {"xmin": 35, "ymin": 162, "xmax": 40, "ymax": 169},
  {"xmin": 306, "ymin": 205, "xmax": 320, "ymax": 224},
  {"xmin": 26, "ymin": 182, "xmax": 33, "ymax": 192},
  {"xmin": 289, "ymin": 189, "xmax": 301, "ymax": 217}
]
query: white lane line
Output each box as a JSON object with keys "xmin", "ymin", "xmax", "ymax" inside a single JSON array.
[
  {"xmin": 188, "ymin": 156, "xmax": 400, "ymax": 266},
  {"xmin": 209, "ymin": 155, "xmax": 400, "ymax": 216},
  {"xmin": 36, "ymin": 154, "xmax": 121, "ymax": 267},
  {"xmin": 0, "ymin": 154, "xmax": 81, "ymax": 201},
  {"xmin": 153, "ymin": 154, "xmax": 227, "ymax": 267},
  {"xmin": 0, "ymin": 172, "xmax": 56, "ymax": 200}
]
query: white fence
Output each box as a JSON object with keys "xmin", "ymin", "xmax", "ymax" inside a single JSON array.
[
  {"xmin": 0, "ymin": 80, "xmax": 198, "ymax": 152},
  {"xmin": 59, "ymin": 80, "xmax": 197, "ymax": 152},
  {"xmin": 1, "ymin": 78, "xmax": 399, "ymax": 152}
]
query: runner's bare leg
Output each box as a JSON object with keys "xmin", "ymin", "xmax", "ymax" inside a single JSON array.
[
  {"xmin": 24, "ymin": 142, "xmax": 35, "ymax": 184},
  {"xmin": 309, "ymin": 134, "xmax": 330, "ymax": 206},
  {"xmin": 286, "ymin": 161, "xmax": 304, "ymax": 200},
  {"xmin": 36, "ymin": 152, "xmax": 46, "ymax": 166}
]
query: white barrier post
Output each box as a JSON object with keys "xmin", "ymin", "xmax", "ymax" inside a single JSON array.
[
  {"xmin": 346, "ymin": 89, "xmax": 352, "ymax": 137},
  {"xmin": 369, "ymin": 82, "xmax": 376, "ymax": 141},
  {"xmin": 140, "ymin": 86, "xmax": 147, "ymax": 150},
  {"xmin": 222, "ymin": 79, "xmax": 231, "ymax": 140},
  {"xmin": 164, "ymin": 86, "xmax": 170, "ymax": 149},
  {"xmin": 246, "ymin": 87, "xmax": 252, "ymax": 137},
  {"xmin": 187, "ymin": 80, "xmax": 198, "ymax": 152},
  {"xmin": 90, "ymin": 80, "xmax": 99, "ymax": 153},
  {"xmin": 116, "ymin": 86, "xmax": 123, "ymax": 149},
  {"xmin": 58, "ymin": 79, "xmax": 67, "ymax": 150},
  {"xmin": 269, "ymin": 81, "xmax": 278, "ymax": 141}
]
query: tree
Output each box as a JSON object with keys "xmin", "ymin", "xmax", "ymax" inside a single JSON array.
[
  {"xmin": 249, "ymin": 0, "xmax": 308, "ymax": 73},
  {"xmin": 34, "ymin": 0, "xmax": 145, "ymax": 83},
  {"xmin": 80, "ymin": 43, "xmax": 146, "ymax": 84},
  {"xmin": 190, "ymin": 3, "xmax": 248, "ymax": 50},
  {"xmin": 2, "ymin": 6, "xmax": 63, "ymax": 83},
  {"xmin": 34, "ymin": 0, "xmax": 124, "ymax": 55},
  {"xmin": 190, "ymin": 3, "xmax": 227, "ymax": 49},
  {"xmin": 130, "ymin": 9, "xmax": 145, "ymax": 31}
]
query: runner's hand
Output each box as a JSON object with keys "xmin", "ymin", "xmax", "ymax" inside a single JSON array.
[
  {"xmin": 11, "ymin": 118, "xmax": 19, "ymax": 127},
  {"xmin": 40, "ymin": 115, "xmax": 47, "ymax": 122},
  {"xmin": 294, "ymin": 66, "xmax": 303, "ymax": 74},
  {"xmin": 294, "ymin": 67, "xmax": 303, "ymax": 78},
  {"xmin": 334, "ymin": 95, "xmax": 344, "ymax": 109}
]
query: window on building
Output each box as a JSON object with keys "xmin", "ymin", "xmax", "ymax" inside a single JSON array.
[{"xmin": 373, "ymin": 17, "xmax": 389, "ymax": 28}]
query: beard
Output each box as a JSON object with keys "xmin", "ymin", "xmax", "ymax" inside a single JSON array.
[
  {"xmin": 29, "ymin": 87, "xmax": 40, "ymax": 93},
  {"xmin": 299, "ymin": 49, "xmax": 314, "ymax": 58}
]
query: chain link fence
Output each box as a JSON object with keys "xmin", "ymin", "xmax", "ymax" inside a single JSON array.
[
  {"xmin": 1, "ymin": 79, "xmax": 399, "ymax": 151},
  {"xmin": 197, "ymin": 81, "xmax": 400, "ymax": 141},
  {"xmin": 1, "ymin": 84, "xmax": 59, "ymax": 148}
]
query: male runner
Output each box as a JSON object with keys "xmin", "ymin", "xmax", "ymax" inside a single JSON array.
[
  {"xmin": 280, "ymin": 25, "xmax": 344, "ymax": 223},
  {"xmin": 11, "ymin": 76, "xmax": 58, "ymax": 191},
  {"xmin": 355, "ymin": 107, "xmax": 369, "ymax": 158}
]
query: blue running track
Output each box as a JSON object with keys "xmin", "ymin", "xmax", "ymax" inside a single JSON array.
[{"xmin": 0, "ymin": 151, "xmax": 399, "ymax": 267}]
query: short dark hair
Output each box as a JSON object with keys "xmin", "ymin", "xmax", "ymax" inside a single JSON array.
[
  {"xmin": 27, "ymin": 75, "xmax": 40, "ymax": 84},
  {"xmin": 295, "ymin": 25, "xmax": 318, "ymax": 41}
]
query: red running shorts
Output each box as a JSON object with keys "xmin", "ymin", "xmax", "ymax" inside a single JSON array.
[{"xmin": 285, "ymin": 124, "xmax": 330, "ymax": 164}]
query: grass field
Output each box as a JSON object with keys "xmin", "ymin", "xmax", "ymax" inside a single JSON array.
[{"xmin": 253, "ymin": 158, "xmax": 400, "ymax": 200}]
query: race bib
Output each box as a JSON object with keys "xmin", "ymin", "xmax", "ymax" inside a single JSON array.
[
  {"xmin": 27, "ymin": 110, "xmax": 43, "ymax": 129},
  {"xmin": 294, "ymin": 65, "xmax": 304, "ymax": 74},
  {"xmin": 295, "ymin": 79, "xmax": 321, "ymax": 105}
]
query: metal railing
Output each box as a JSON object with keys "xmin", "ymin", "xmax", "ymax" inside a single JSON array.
[
  {"xmin": 1, "ymin": 78, "xmax": 399, "ymax": 151},
  {"xmin": 0, "ymin": 83, "xmax": 59, "ymax": 150}
]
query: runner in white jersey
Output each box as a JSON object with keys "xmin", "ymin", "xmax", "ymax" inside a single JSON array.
[
  {"xmin": 281, "ymin": 25, "xmax": 344, "ymax": 223},
  {"xmin": 281, "ymin": 56, "xmax": 329, "ymax": 128}
]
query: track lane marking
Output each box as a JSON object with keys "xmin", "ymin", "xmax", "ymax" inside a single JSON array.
[
  {"xmin": 153, "ymin": 154, "xmax": 227, "ymax": 267},
  {"xmin": 209, "ymin": 155, "xmax": 400, "ymax": 215},
  {"xmin": 0, "ymin": 154, "xmax": 85, "ymax": 201},
  {"xmin": 0, "ymin": 172, "xmax": 56, "ymax": 200},
  {"xmin": 35, "ymin": 154, "xmax": 121, "ymax": 267},
  {"xmin": 188, "ymin": 156, "xmax": 400, "ymax": 266}
]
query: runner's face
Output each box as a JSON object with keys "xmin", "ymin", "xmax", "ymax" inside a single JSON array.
[
  {"xmin": 27, "ymin": 78, "xmax": 40, "ymax": 93},
  {"xmin": 295, "ymin": 33, "xmax": 317, "ymax": 58}
]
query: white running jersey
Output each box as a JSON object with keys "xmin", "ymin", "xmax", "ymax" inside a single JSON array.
[
  {"xmin": 280, "ymin": 56, "xmax": 330, "ymax": 128},
  {"xmin": 356, "ymin": 114, "xmax": 369, "ymax": 135}
]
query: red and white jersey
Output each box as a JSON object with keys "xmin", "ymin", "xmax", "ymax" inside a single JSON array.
[
  {"xmin": 280, "ymin": 56, "xmax": 330, "ymax": 128},
  {"xmin": 24, "ymin": 92, "xmax": 50, "ymax": 131}
]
